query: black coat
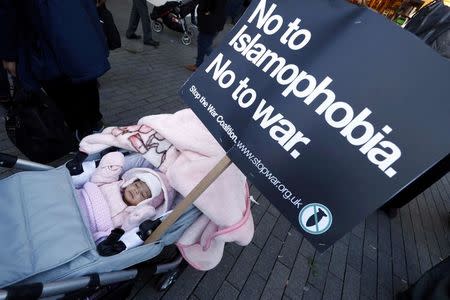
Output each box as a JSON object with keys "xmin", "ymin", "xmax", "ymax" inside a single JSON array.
[
  {"xmin": 0, "ymin": 0, "xmax": 20, "ymax": 61},
  {"xmin": 0, "ymin": 0, "xmax": 110, "ymax": 90},
  {"xmin": 197, "ymin": 0, "xmax": 228, "ymax": 34}
]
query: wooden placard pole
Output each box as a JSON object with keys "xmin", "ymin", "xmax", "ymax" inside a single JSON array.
[{"xmin": 145, "ymin": 155, "xmax": 232, "ymax": 244}]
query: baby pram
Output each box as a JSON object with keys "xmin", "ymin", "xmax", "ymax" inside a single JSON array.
[
  {"xmin": 149, "ymin": 0, "xmax": 199, "ymax": 45},
  {"xmin": 0, "ymin": 150, "xmax": 201, "ymax": 300}
]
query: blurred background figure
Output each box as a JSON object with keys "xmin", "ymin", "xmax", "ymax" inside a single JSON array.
[
  {"xmin": 185, "ymin": 0, "xmax": 227, "ymax": 72},
  {"xmin": 126, "ymin": 0, "xmax": 160, "ymax": 47},
  {"xmin": 227, "ymin": 0, "xmax": 244, "ymax": 24},
  {"xmin": 226, "ymin": 0, "xmax": 252, "ymax": 25}
]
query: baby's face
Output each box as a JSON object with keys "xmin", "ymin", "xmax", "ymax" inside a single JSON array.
[{"xmin": 124, "ymin": 180, "xmax": 151, "ymax": 206}]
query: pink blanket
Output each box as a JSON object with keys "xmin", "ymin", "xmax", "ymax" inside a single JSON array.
[{"xmin": 80, "ymin": 109, "xmax": 254, "ymax": 270}]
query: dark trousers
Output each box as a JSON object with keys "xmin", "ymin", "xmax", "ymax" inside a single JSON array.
[
  {"xmin": 126, "ymin": 0, "xmax": 153, "ymax": 42},
  {"xmin": 196, "ymin": 32, "xmax": 217, "ymax": 67},
  {"xmin": 41, "ymin": 78, "xmax": 102, "ymax": 132},
  {"xmin": 227, "ymin": 0, "xmax": 244, "ymax": 23},
  {"xmin": 0, "ymin": 68, "xmax": 9, "ymax": 99}
]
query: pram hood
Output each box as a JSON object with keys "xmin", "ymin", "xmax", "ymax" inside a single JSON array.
[{"xmin": 0, "ymin": 167, "xmax": 92, "ymax": 288}]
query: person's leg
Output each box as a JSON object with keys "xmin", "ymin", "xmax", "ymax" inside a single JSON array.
[
  {"xmin": 0, "ymin": 68, "xmax": 9, "ymax": 102},
  {"xmin": 126, "ymin": 0, "xmax": 141, "ymax": 38},
  {"xmin": 228, "ymin": 0, "xmax": 243, "ymax": 24},
  {"xmin": 42, "ymin": 78, "xmax": 78, "ymax": 131},
  {"xmin": 134, "ymin": 0, "xmax": 158, "ymax": 45},
  {"xmin": 204, "ymin": 32, "xmax": 217, "ymax": 57},
  {"xmin": 232, "ymin": 1, "xmax": 246, "ymax": 24},
  {"xmin": 195, "ymin": 32, "xmax": 215, "ymax": 67},
  {"xmin": 71, "ymin": 79, "xmax": 104, "ymax": 139},
  {"xmin": 190, "ymin": 4, "xmax": 197, "ymax": 26}
]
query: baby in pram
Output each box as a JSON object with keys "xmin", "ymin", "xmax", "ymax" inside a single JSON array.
[
  {"xmin": 78, "ymin": 109, "xmax": 254, "ymax": 270},
  {"xmin": 77, "ymin": 151, "xmax": 175, "ymax": 243}
]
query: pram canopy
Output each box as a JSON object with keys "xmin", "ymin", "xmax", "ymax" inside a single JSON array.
[{"xmin": 0, "ymin": 158, "xmax": 200, "ymax": 289}]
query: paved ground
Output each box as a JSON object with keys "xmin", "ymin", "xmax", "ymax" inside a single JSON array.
[{"xmin": 1, "ymin": 1, "xmax": 449, "ymax": 299}]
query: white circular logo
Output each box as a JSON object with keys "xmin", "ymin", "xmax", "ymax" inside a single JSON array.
[{"xmin": 299, "ymin": 203, "xmax": 332, "ymax": 235}]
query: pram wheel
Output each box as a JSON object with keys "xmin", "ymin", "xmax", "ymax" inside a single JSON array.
[
  {"xmin": 152, "ymin": 21, "xmax": 163, "ymax": 33},
  {"xmin": 155, "ymin": 267, "xmax": 182, "ymax": 291},
  {"xmin": 181, "ymin": 33, "xmax": 192, "ymax": 46}
]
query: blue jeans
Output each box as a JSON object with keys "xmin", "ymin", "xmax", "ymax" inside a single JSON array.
[
  {"xmin": 126, "ymin": 0, "xmax": 153, "ymax": 42},
  {"xmin": 196, "ymin": 32, "xmax": 217, "ymax": 67}
]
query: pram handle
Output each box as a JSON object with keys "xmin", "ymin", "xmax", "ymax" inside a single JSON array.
[{"xmin": 0, "ymin": 153, "xmax": 53, "ymax": 171}]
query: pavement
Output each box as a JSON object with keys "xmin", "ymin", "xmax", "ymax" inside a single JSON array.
[{"xmin": 0, "ymin": 1, "xmax": 449, "ymax": 299}]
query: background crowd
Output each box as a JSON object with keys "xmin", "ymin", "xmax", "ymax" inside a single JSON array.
[{"xmin": 0, "ymin": 0, "xmax": 251, "ymax": 147}]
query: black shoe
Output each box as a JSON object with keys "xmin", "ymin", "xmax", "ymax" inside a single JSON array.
[
  {"xmin": 126, "ymin": 33, "xmax": 142, "ymax": 40},
  {"xmin": 144, "ymin": 39, "xmax": 160, "ymax": 47}
]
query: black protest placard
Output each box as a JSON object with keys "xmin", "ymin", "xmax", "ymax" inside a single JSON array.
[{"xmin": 180, "ymin": 0, "xmax": 450, "ymax": 251}]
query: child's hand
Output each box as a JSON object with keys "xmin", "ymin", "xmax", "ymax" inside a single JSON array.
[
  {"xmin": 122, "ymin": 206, "xmax": 156, "ymax": 231},
  {"xmin": 91, "ymin": 152, "xmax": 125, "ymax": 185}
]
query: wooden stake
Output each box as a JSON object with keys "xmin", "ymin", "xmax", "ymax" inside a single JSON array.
[{"xmin": 145, "ymin": 155, "xmax": 232, "ymax": 244}]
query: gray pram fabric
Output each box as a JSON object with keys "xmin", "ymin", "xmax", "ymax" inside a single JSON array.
[
  {"xmin": 0, "ymin": 165, "xmax": 201, "ymax": 288},
  {"xmin": 0, "ymin": 167, "xmax": 91, "ymax": 287}
]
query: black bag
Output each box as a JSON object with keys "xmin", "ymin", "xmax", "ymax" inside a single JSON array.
[
  {"xmin": 97, "ymin": 4, "xmax": 121, "ymax": 50},
  {"xmin": 5, "ymin": 85, "xmax": 77, "ymax": 163}
]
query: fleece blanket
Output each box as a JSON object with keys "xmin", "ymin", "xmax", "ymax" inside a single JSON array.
[{"xmin": 80, "ymin": 109, "xmax": 254, "ymax": 270}]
